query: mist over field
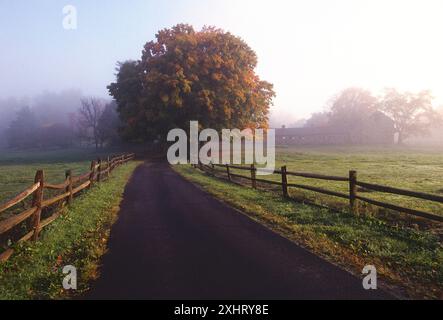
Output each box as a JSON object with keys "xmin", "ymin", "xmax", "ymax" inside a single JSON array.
[
  {"xmin": 0, "ymin": 90, "xmax": 84, "ymax": 148},
  {"xmin": 1, "ymin": 0, "xmax": 443, "ymax": 150}
]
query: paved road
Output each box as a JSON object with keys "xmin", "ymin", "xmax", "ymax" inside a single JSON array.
[{"xmin": 88, "ymin": 162, "xmax": 392, "ymax": 300}]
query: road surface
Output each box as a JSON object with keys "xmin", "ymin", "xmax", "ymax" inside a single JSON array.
[{"xmin": 88, "ymin": 161, "xmax": 392, "ymax": 300}]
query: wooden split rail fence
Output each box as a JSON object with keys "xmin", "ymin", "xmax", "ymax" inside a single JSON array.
[
  {"xmin": 194, "ymin": 162, "xmax": 443, "ymax": 223},
  {"xmin": 0, "ymin": 153, "xmax": 136, "ymax": 262}
]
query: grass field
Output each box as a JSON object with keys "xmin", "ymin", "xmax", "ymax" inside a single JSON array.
[
  {"xmin": 0, "ymin": 148, "xmax": 126, "ymax": 205},
  {"xmin": 0, "ymin": 148, "xmax": 140, "ymax": 299},
  {"xmin": 226, "ymin": 145, "xmax": 443, "ymax": 218},
  {"xmin": 0, "ymin": 162, "xmax": 139, "ymax": 299}
]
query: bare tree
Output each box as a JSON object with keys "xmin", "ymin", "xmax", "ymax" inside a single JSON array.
[{"xmin": 77, "ymin": 98, "xmax": 104, "ymax": 150}]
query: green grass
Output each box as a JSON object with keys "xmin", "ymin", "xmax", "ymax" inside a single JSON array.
[
  {"xmin": 230, "ymin": 145, "xmax": 443, "ymax": 217},
  {"xmin": 276, "ymin": 145, "xmax": 443, "ymax": 216},
  {"xmin": 175, "ymin": 164, "xmax": 443, "ymax": 299},
  {"xmin": 0, "ymin": 148, "xmax": 127, "ymax": 204},
  {"xmin": 0, "ymin": 161, "xmax": 140, "ymax": 300}
]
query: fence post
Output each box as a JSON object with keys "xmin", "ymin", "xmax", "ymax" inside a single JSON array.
[
  {"xmin": 349, "ymin": 170, "xmax": 358, "ymax": 215},
  {"xmin": 226, "ymin": 164, "xmax": 231, "ymax": 181},
  {"xmin": 107, "ymin": 156, "xmax": 111, "ymax": 178},
  {"xmin": 89, "ymin": 160, "xmax": 96, "ymax": 189},
  {"xmin": 65, "ymin": 170, "xmax": 73, "ymax": 205},
  {"xmin": 31, "ymin": 170, "xmax": 44, "ymax": 241},
  {"xmin": 97, "ymin": 158, "xmax": 102, "ymax": 183},
  {"xmin": 281, "ymin": 166, "xmax": 288, "ymax": 198},
  {"xmin": 251, "ymin": 164, "xmax": 257, "ymax": 189}
]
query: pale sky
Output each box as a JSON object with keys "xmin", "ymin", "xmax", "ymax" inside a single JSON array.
[{"xmin": 1, "ymin": 0, "xmax": 443, "ymax": 126}]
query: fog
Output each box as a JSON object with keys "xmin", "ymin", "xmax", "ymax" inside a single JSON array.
[
  {"xmin": 0, "ymin": 89, "xmax": 98, "ymax": 149},
  {"xmin": 2, "ymin": 1, "xmax": 443, "ymax": 133},
  {"xmin": 1, "ymin": 1, "xmax": 443, "ymax": 149}
]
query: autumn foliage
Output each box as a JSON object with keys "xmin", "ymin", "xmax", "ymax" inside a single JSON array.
[{"xmin": 108, "ymin": 24, "xmax": 275, "ymax": 141}]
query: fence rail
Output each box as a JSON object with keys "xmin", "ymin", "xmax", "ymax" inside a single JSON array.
[
  {"xmin": 0, "ymin": 153, "xmax": 135, "ymax": 262},
  {"xmin": 197, "ymin": 162, "xmax": 443, "ymax": 223}
]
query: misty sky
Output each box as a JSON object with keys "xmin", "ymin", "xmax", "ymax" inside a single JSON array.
[{"xmin": 1, "ymin": 0, "xmax": 443, "ymax": 126}]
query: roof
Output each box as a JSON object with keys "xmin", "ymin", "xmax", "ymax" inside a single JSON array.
[
  {"xmin": 274, "ymin": 126, "xmax": 349, "ymax": 137},
  {"xmin": 274, "ymin": 111, "xmax": 395, "ymax": 137}
]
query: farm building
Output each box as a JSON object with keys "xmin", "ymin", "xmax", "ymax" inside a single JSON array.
[{"xmin": 276, "ymin": 112, "xmax": 395, "ymax": 145}]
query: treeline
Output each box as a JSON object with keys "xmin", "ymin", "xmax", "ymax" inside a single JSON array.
[
  {"xmin": 2, "ymin": 97, "xmax": 121, "ymax": 150},
  {"xmin": 303, "ymin": 88, "xmax": 443, "ymax": 144}
]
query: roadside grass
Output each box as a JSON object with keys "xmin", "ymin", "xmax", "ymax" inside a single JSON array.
[
  {"xmin": 0, "ymin": 148, "xmax": 127, "ymax": 204},
  {"xmin": 174, "ymin": 164, "xmax": 443, "ymax": 299},
  {"xmin": 0, "ymin": 161, "xmax": 140, "ymax": 300}
]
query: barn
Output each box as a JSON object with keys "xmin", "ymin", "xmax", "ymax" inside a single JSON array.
[{"xmin": 275, "ymin": 112, "xmax": 395, "ymax": 145}]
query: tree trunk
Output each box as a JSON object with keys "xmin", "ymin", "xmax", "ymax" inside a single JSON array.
[{"xmin": 397, "ymin": 132, "xmax": 404, "ymax": 145}]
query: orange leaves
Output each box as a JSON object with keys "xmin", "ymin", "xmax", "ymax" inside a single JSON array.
[
  {"xmin": 110, "ymin": 24, "xmax": 275, "ymax": 141},
  {"xmin": 182, "ymin": 80, "xmax": 192, "ymax": 94},
  {"xmin": 198, "ymin": 90, "xmax": 214, "ymax": 111},
  {"xmin": 211, "ymin": 73, "xmax": 223, "ymax": 81}
]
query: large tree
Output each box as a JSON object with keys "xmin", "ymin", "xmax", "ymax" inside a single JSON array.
[
  {"xmin": 328, "ymin": 87, "xmax": 377, "ymax": 128},
  {"xmin": 378, "ymin": 89, "xmax": 441, "ymax": 144},
  {"xmin": 108, "ymin": 24, "xmax": 275, "ymax": 142}
]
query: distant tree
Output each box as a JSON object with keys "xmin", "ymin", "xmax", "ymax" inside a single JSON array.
[
  {"xmin": 378, "ymin": 89, "xmax": 442, "ymax": 144},
  {"xmin": 97, "ymin": 101, "xmax": 122, "ymax": 147},
  {"xmin": 77, "ymin": 98, "xmax": 104, "ymax": 149},
  {"xmin": 32, "ymin": 89, "xmax": 83, "ymax": 125},
  {"xmin": 328, "ymin": 88, "xmax": 377, "ymax": 128},
  {"xmin": 5, "ymin": 106, "xmax": 76, "ymax": 150},
  {"xmin": 108, "ymin": 24, "xmax": 275, "ymax": 142},
  {"xmin": 0, "ymin": 97, "xmax": 29, "ymax": 135},
  {"xmin": 6, "ymin": 106, "xmax": 38, "ymax": 149},
  {"xmin": 305, "ymin": 111, "xmax": 330, "ymax": 127},
  {"xmin": 36, "ymin": 123, "xmax": 74, "ymax": 149}
]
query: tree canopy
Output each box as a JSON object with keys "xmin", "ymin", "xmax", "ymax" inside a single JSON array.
[
  {"xmin": 328, "ymin": 88, "xmax": 377, "ymax": 128},
  {"xmin": 378, "ymin": 89, "xmax": 441, "ymax": 144},
  {"xmin": 108, "ymin": 24, "xmax": 275, "ymax": 142},
  {"xmin": 303, "ymin": 87, "xmax": 442, "ymax": 144}
]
